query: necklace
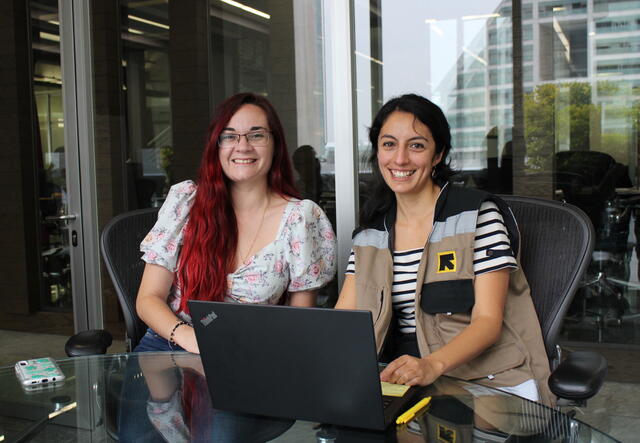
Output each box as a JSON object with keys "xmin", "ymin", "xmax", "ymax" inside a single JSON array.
[{"xmin": 239, "ymin": 195, "xmax": 269, "ymax": 265}]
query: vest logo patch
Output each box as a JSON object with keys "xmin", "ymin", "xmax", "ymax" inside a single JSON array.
[{"xmin": 437, "ymin": 251, "xmax": 457, "ymax": 273}]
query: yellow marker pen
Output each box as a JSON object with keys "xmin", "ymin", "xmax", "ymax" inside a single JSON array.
[{"xmin": 396, "ymin": 396, "xmax": 432, "ymax": 424}]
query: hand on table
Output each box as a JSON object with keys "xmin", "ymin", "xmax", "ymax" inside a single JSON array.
[{"xmin": 380, "ymin": 355, "xmax": 444, "ymax": 386}]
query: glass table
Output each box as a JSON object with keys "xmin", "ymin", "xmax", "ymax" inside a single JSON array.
[{"xmin": 0, "ymin": 353, "xmax": 618, "ymax": 442}]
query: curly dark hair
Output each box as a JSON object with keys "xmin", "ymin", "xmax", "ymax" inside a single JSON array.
[{"xmin": 360, "ymin": 93, "xmax": 456, "ymax": 227}]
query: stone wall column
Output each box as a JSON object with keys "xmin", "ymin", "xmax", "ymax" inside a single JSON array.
[{"xmin": 168, "ymin": 0, "xmax": 211, "ymax": 183}]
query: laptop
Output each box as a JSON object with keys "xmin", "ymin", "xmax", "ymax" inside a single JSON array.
[{"xmin": 189, "ymin": 301, "xmax": 422, "ymax": 430}]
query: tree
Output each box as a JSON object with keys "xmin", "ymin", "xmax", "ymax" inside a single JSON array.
[{"xmin": 523, "ymin": 81, "xmax": 640, "ymax": 172}]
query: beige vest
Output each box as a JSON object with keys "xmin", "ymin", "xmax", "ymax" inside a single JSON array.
[{"xmin": 353, "ymin": 185, "xmax": 554, "ymax": 407}]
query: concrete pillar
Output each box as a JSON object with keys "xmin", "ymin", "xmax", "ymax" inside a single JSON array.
[
  {"xmin": 91, "ymin": 0, "xmax": 127, "ymax": 331},
  {"xmin": 0, "ymin": 0, "xmax": 40, "ymax": 315}
]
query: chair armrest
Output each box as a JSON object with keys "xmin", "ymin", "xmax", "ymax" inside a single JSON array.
[
  {"xmin": 548, "ymin": 351, "xmax": 607, "ymax": 401},
  {"xmin": 65, "ymin": 329, "xmax": 113, "ymax": 357}
]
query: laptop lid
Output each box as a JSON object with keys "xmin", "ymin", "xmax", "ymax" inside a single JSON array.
[{"xmin": 189, "ymin": 301, "xmax": 388, "ymax": 430}]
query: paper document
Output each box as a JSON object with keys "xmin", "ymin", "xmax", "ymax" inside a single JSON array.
[{"xmin": 381, "ymin": 381, "xmax": 410, "ymax": 397}]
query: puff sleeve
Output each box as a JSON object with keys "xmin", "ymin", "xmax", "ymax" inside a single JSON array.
[
  {"xmin": 285, "ymin": 200, "xmax": 337, "ymax": 292},
  {"xmin": 140, "ymin": 180, "xmax": 197, "ymax": 272}
]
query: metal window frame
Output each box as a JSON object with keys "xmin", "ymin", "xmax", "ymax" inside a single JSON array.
[
  {"xmin": 324, "ymin": 0, "xmax": 359, "ymax": 290},
  {"xmin": 59, "ymin": 0, "xmax": 102, "ymax": 331}
]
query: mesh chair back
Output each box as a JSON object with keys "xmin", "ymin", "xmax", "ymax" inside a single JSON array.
[
  {"xmin": 101, "ymin": 208, "xmax": 159, "ymax": 351},
  {"xmin": 501, "ymin": 196, "xmax": 594, "ymax": 364}
]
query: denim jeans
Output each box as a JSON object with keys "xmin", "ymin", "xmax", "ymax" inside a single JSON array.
[{"xmin": 133, "ymin": 327, "xmax": 184, "ymax": 352}]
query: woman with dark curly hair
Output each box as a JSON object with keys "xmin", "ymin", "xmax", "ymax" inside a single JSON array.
[{"xmin": 336, "ymin": 94, "xmax": 553, "ymax": 406}]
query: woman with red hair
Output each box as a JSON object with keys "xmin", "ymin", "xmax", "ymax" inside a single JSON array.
[{"xmin": 134, "ymin": 92, "xmax": 336, "ymax": 353}]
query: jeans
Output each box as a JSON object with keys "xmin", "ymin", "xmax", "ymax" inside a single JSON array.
[{"xmin": 133, "ymin": 327, "xmax": 185, "ymax": 352}]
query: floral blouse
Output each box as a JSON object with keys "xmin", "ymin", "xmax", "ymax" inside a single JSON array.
[{"xmin": 140, "ymin": 180, "xmax": 337, "ymax": 320}]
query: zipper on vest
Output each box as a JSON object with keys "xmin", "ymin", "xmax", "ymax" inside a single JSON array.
[
  {"xmin": 376, "ymin": 288, "xmax": 394, "ymax": 358},
  {"xmin": 373, "ymin": 289, "xmax": 384, "ymax": 324}
]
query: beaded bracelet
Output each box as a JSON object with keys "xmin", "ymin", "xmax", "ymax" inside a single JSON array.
[{"xmin": 169, "ymin": 320, "xmax": 189, "ymax": 350}]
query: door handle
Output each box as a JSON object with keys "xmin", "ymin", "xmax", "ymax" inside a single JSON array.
[{"xmin": 45, "ymin": 214, "xmax": 78, "ymax": 222}]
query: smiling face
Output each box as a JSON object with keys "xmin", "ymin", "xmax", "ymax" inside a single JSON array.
[
  {"xmin": 218, "ymin": 104, "xmax": 274, "ymax": 185},
  {"xmin": 376, "ymin": 110, "xmax": 442, "ymax": 197}
]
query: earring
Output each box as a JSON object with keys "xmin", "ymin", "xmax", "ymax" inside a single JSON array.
[{"xmin": 431, "ymin": 167, "xmax": 436, "ymax": 178}]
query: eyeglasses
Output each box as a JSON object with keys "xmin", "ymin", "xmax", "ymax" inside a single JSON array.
[{"xmin": 218, "ymin": 131, "xmax": 271, "ymax": 148}]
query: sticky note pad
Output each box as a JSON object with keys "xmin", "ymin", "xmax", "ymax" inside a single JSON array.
[{"xmin": 381, "ymin": 381, "xmax": 410, "ymax": 397}]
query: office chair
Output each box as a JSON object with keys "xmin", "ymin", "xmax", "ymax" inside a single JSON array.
[
  {"xmin": 65, "ymin": 207, "xmax": 159, "ymax": 356},
  {"xmin": 555, "ymin": 150, "xmax": 635, "ymax": 335},
  {"xmin": 501, "ymin": 195, "xmax": 607, "ymax": 405},
  {"xmin": 554, "ymin": 151, "xmax": 627, "ymax": 228}
]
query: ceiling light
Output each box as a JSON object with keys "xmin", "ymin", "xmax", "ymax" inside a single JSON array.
[
  {"xmin": 34, "ymin": 75, "xmax": 62, "ymax": 85},
  {"xmin": 220, "ymin": 0, "xmax": 270, "ymax": 20},
  {"xmin": 127, "ymin": 14, "xmax": 169, "ymax": 30},
  {"xmin": 128, "ymin": 28, "xmax": 144, "ymax": 35},
  {"xmin": 39, "ymin": 31, "xmax": 60, "ymax": 42},
  {"xmin": 462, "ymin": 13, "xmax": 500, "ymax": 21},
  {"xmin": 354, "ymin": 51, "xmax": 383, "ymax": 66},
  {"xmin": 463, "ymin": 47, "xmax": 487, "ymax": 66}
]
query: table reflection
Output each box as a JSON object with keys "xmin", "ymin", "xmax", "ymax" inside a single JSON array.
[
  {"xmin": 120, "ymin": 353, "xmax": 295, "ymax": 442},
  {"xmin": 0, "ymin": 353, "xmax": 615, "ymax": 442},
  {"xmin": 116, "ymin": 353, "xmax": 597, "ymax": 442}
]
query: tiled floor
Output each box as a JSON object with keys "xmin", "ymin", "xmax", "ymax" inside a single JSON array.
[
  {"xmin": 0, "ymin": 330, "xmax": 126, "ymax": 368},
  {"xmin": 561, "ymin": 286, "xmax": 640, "ymax": 346},
  {"xmin": 570, "ymin": 381, "xmax": 640, "ymax": 442},
  {"xmin": 1, "ymin": 330, "xmax": 639, "ymax": 441}
]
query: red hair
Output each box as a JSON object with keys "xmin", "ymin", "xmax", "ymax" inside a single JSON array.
[{"xmin": 176, "ymin": 93, "xmax": 300, "ymax": 313}]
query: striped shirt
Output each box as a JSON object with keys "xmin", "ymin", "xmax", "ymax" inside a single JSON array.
[{"xmin": 345, "ymin": 200, "xmax": 517, "ymax": 334}]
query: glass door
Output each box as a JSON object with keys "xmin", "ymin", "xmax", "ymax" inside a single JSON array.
[
  {"xmin": 34, "ymin": 59, "xmax": 71, "ymax": 312},
  {"xmin": 0, "ymin": 0, "xmax": 77, "ymax": 338},
  {"xmin": 0, "ymin": 0, "xmax": 99, "ymax": 349}
]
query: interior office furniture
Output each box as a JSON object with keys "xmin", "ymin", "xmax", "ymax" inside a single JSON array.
[
  {"xmin": 502, "ymin": 195, "xmax": 606, "ymax": 404},
  {"xmin": 555, "ymin": 150, "xmax": 636, "ymax": 337},
  {"xmin": 0, "ymin": 353, "xmax": 619, "ymax": 442},
  {"xmin": 554, "ymin": 150, "xmax": 631, "ymax": 231},
  {"xmin": 65, "ymin": 208, "xmax": 159, "ymax": 356}
]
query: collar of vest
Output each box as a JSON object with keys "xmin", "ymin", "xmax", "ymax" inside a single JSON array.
[{"xmin": 356, "ymin": 182, "xmax": 521, "ymax": 256}]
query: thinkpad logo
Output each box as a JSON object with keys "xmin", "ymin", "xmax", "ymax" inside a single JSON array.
[{"xmin": 200, "ymin": 311, "xmax": 218, "ymax": 326}]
